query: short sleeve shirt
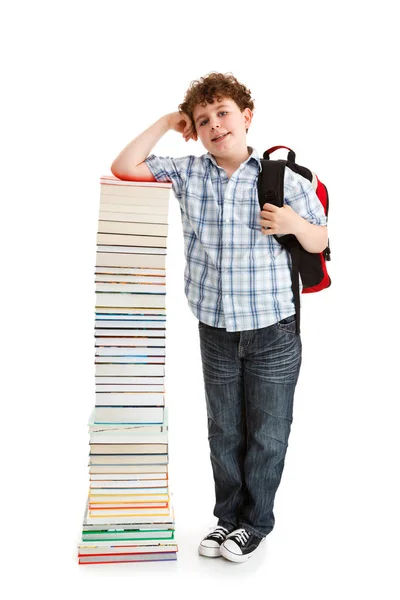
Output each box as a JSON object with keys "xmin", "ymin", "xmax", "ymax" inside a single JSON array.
[{"xmin": 145, "ymin": 147, "xmax": 327, "ymax": 332}]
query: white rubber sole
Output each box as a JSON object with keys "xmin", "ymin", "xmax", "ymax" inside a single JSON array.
[
  {"xmin": 220, "ymin": 543, "xmax": 252, "ymax": 562},
  {"xmin": 198, "ymin": 544, "xmax": 221, "ymax": 558}
]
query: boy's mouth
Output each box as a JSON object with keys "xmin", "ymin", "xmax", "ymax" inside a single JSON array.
[{"xmin": 212, "ymin": 132, "xmax": 230, "ymax": 142}]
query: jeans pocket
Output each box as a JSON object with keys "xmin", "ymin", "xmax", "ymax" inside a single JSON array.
[{"xmin": 277, "ymin": 314, "xmax": 297, "ymax": 335}]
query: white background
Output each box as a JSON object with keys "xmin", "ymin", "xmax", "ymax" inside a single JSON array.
[{"xmin": 1, "ymin": 0, "xmax": 399, "ymax": 597}]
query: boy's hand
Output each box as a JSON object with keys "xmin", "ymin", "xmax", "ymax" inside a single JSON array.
[
  {"xmin": 260, "ymin": 203, "xmax": 302, "ymax": 236},
  {"xmin": 167, "ymin": 111, "xmax": 198, "ymax": 142}
]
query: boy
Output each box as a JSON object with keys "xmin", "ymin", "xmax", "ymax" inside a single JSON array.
[{"xmin": 111, "ymin": 72, "xmax": 328, "ymax": 563}]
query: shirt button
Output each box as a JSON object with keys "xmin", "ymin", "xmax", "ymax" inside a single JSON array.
[
  {"xmin": 224, "ymin": 294, "xmax": 230, "ymax": 298},
  {"xmin": 225, "ymin": 219, "xmax": 230, "ymax": 223}
]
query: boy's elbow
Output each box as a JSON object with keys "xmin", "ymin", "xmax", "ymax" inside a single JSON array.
[
  {"xmin": 308, "ymin": 225, "xmax": 328, "ymax": 253},
  {"xmin": 111, "ymin": 163, "xmax": 131, "ymax": 181},
  {"xmin": 320, "ymin": 226, "xmax": 329, "ymax": 252},
  {"xmin": 110, "ymin": 160, "xmax": 157, "ymax": 183},
  {"xmin": 110, "ymin": 161, "xmax": 125, "ymax": 179}
]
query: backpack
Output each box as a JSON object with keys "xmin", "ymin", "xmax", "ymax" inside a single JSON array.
[{"xmin": 257, "ymin": 145, "xmax": 331, "ymax": 334}]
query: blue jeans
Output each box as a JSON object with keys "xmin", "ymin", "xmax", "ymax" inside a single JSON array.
[{"xmin": 198, "ymin": 314, "xmax": 302, "ymax": 538}]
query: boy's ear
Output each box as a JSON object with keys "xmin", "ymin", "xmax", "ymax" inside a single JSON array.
[{"xmin": 243, "ymin": 107, "xmax": 253, "ymax": 129}]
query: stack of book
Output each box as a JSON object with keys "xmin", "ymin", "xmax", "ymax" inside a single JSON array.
[{"xmin": 78, "ymin": 176, "xmax": 177, "ymax": 565}]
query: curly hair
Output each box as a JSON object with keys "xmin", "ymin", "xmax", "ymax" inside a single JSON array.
[{"xmin": 179, "ymin": 72, "xmax": 255, "ymax": 129}]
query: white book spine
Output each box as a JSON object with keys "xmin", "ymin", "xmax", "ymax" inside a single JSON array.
[
  {"xmin": 99, "ymin": 210, "xmax": 168, "ymax": 223},
  {"xmin": 95, "ymin": 364, "xmax": 165, "ymax": 376},
  {"xmin": 95, "ymin": 328, "xmax": 165, "ymax": 337},
  {"xmin": 95, "ymin": 293, "xmax": 166, "ymax": 308},
  {"xmin": 96, "ymin": 253, "xmax": 166, "ymax": 269},
  {"xmin": 96, "ymin": 283, "xmax": 166, "ymax": 293},
  {"xmin": 93, "ymin": 406, "xmax": 164, "ymax": 423},
  {"xmin": 95, "ymin": 357, "xmax": 165, "ymax": 364},
  {"xmin": 95, "ymin": 393, "xmax": 165, "ymax": 406},
  {"xmin": 95, "ymin": 338, "xmax": 166, "ymax": 347},
  {"xmin": 95, "ymin": 376, "xmax": 166, "ymax": 384},
  {"xmin": 95, "ymin": 348, "xmax": 165, "ymax": 357}
]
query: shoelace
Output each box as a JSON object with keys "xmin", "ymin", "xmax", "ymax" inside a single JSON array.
[
  {"xmin": 207, "ymin": 526, "xmax": 229, "ymax": 542},
  {"xmin": 227, "ymin": 528, "xmax": 250, "ymax": 545}
]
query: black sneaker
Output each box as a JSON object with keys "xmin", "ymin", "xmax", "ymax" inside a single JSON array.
[
  {"xmin": 220, "ymin": 528, "xmax": 264, "ymax": 562},
  {"xmin": 198, "ymin": 525, "xmax": 236, "ymax": 558}
]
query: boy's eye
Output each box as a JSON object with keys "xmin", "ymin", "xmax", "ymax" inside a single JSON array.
[{"xmin": 199, "ymin": 111, "xmax": 227, "ymax": 126}]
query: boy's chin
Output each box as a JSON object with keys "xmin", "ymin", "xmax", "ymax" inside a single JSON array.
[
  {"xmin": 207, "ymin": 140, "xmax": 231, "ymax": 153},
  {"xmin": 212, "ymin": 146, "xmax": 234, "ymax": 157},
  {"xmin": 202, "ymin": 139, "xmax": 231, "ymax": 154}
]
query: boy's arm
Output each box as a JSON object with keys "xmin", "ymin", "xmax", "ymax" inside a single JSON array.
[
  {"xmin": 260, "ymin": 204, "xmax": 328, "ymax": 253},
  {"xmin": 111, "ymin": 112, "xmax": 196, "ymax": 181},
  {"xmin": 289, "ymin": 214, "xmax": 328, "ymax": 253},
  {"xmin": 260, "ymin": 168, "xmax": 328, "ymax": 253}
]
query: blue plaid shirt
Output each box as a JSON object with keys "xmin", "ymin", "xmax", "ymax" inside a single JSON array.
[{"xmin": 145, "ymin": 147, "xmax": 327, "ymax": 332}]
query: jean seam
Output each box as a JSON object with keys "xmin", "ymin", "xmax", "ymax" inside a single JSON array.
[{"xmin": 277, "ymin": 324, "xmax": 298, "ymax": 336}]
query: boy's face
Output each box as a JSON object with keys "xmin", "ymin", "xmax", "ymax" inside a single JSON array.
[{"xmin": 192, "ymin": 97, "xmax": 252, "ymax": 157}]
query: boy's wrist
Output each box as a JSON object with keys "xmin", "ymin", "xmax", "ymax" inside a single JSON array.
[{"xmin": 164, "ymin": 113, "xmax": 177, "ymax": 131}]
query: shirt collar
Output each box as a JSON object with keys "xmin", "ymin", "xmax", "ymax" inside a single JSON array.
[{"xmin": 204, "ymin": 146, "xmax": 262, "ymax": 172}]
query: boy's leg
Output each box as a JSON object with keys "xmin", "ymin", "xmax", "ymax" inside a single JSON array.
[
  {"xmin": 238, "ymin": 314, "xmax": 302, "ymax": 538},
  {"xmin": 198, "ymin": 321, "xmax": 246, "ymax": 530}
]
